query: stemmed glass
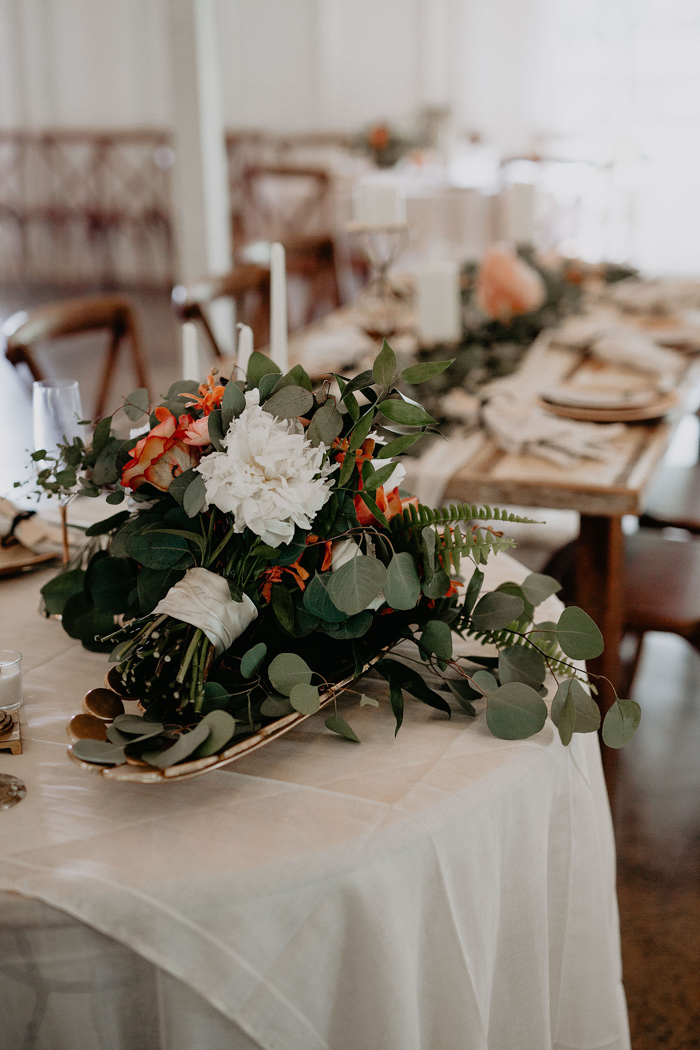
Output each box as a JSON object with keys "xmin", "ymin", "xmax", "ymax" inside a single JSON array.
[
  {"xmin": 347, "ymin": 222, "xmax": 410, "ymax": 342},
  {"xmin": 32, "ymin": 379, "xmax": 84, "ymax": 564}
]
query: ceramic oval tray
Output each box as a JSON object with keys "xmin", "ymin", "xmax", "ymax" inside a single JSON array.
[
  {"xmin": 67, "ymin": 658, "xmax": 381, "ymax": 783},
  {"xmin": 537, "ymin": 389, "xmax": 678, "ymax": 423}
]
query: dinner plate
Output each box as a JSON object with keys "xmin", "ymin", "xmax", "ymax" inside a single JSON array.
[
  {"xmin": 0, "ymin": 543, "xmax": 56, "ymax": 578},
  {"xmin": 541, "ymin": 385, "xmax": 659, "ymax": 410},
  {"xmin": 537, "ymin": 390, "xmax": 678, "ymax": 423}
]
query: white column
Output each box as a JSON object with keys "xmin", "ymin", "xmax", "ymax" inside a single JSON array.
[
  {"xmin": 418, "ymin": 0, "xmax": 450, "ymax": 108},
  {"xmin": 167, "ymin": 0, "xmax": 234, "ymax": 352}
]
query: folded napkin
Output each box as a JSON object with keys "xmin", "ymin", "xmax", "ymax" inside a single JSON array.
[
  {"xmin": 0, "ymin": 498, "xmax": 70, "ymax": 556},
  {"xmin": 480, "ymin": 385, "xmax": 626, "ymax": 468},
  {"xmin": 591, "ymin": 329, "xmax": 681, "ymax": 385}
]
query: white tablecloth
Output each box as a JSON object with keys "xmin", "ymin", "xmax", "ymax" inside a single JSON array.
[{"xmin": 0, "ymin": 554, "xmax": 629, "ymax": 1050}]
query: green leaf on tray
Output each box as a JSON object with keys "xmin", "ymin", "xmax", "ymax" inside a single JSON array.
[
  {"xmin": 72, "ymin": 739, "xmax": 125, "ymax": 766},
  {"xmin": 399, "ymin": 358, "xmax": 454, "ymax": 384},
  {"xmin": 143, "ymin": 722, "xmax": 210, "ymax": 768},
  {"xmin": 112, "ymin": 713, "xmax": 164, "ymax": 735},
  {"xmin": 260, "ymin": 695, "xmax": 294, "ymax": 717},
  {"xmin": 268, "ymin": 653, "xmax": 312, "ymax": 696},
  {"xmin": 555, "ymin": 606, "xmax": 604, "ymax": 660},
  {"xmin": 324, "ymin": 715, "xmax": 360, "ymax": 742},
  {"xmin": 262, "ymin": 384, "xmax": 314, "ymax": 420},
  {"xmin": 602, "ymin": 699, "xmax": 641, "ymax": 748},
  {"xmin": 373, "ymin": 339, "xmax": 397, "ymax": 388},
  {"xmin": 486, "ymin": 682, "xmax": 548, "ymax": 740},
  {"xmin": 289, "ymin": 683, "xmax": 321, "ymax": 716},
  {"xmin": 241, "ymin": 642, "xmax": 267, "ymax": 678},
  {"xmin": 326, "ymin": 554, "xmax": 386, "ymax": 616},
  {"xmin": 471, "ymin": 590, "xmax": 524, "ymax": 631},
  {"xmin": 384, "ymin": 552, "xmax": 421, "ymax": 610},
  {"xmin": 193, "ymin": 710, "xmax": 237, "ymax": 758}
]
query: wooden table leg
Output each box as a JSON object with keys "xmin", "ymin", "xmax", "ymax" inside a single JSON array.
[{"xmin": 575, "ymin": 514, "xmax": 624, "ymax": 797}]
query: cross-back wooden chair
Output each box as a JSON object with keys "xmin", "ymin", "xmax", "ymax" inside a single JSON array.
[
  {"xmin": 171, "ymin": 263, "xmax": 270, "ymax": 360},
  {"xmin": 239, "ymin": 164, "xmax": 342, "ymax": 325},
  {"xmin": 5, "ymin": 294, "xmax": 148, "ymax": 420}
]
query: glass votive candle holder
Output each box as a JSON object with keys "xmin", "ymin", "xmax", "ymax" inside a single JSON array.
[{"xmin": 0, "ymin": 651, "xmax": 22, "ymax": 712}]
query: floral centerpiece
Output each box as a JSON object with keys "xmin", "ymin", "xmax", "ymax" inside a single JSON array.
[{"xmin": 34, "ymin": 342, "xmax": 639, "ymax": 772}]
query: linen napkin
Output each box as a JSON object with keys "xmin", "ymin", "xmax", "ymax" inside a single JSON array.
[
  {"xmin": 402, "ymin": 433, "xmax": 483, "ymax": 507},
  {"xmin": 479, "ymin": 384, "xmax": 625, "ymax": 468}
]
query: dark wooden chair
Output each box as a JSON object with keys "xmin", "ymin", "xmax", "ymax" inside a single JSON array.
[
  {"xmin": 544, "ymin": 526, "xmax": 700, "ymax": 695},
  {"xmin": 5, "ymin": 294, "xmax": 148, "ymax": 420},
  {"xmin": 239, "ymin": 165, "xmax": 342, "ymax": 325},
  {"xmin": 171, "ymin": 263, "xmax": 270, "ymax": 360}
]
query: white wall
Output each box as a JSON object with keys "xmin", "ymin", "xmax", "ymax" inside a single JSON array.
[{"xmin": 0, "ymin": 0, "xmax": 539, "ymax": 152}]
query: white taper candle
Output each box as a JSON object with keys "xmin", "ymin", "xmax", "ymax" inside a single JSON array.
[
  {"xmin": 269, "ymin": 241, "xmax": 289, "ymax": 373},
  {"xmin": 237, "ymin": 322, "xmax": 253, "ymax": 377},
  {"xmin": 181, "ymin": 321, "xmax": 200, "ymax": 380}
]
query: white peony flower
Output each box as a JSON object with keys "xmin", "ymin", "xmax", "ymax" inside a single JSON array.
[
  {"xmin": 154, "ymin": 567, "xmax": 258, "ymax": 655},
  {"xmin": 196, "ymin": 389, "xmax": 333, "ymax": 547}
]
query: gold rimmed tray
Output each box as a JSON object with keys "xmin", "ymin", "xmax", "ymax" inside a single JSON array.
[{"xmin": 67, "ymin": 657, "xmax": 382, "ymax": 783}]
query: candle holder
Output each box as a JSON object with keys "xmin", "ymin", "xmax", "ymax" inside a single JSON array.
[
  {"xmin": 0, "ymin": 650, "xmax": 22, "ymax": 713},
  {"xmin": 346, "ymin": 222, "xmax": 410, "ymax": 341}
]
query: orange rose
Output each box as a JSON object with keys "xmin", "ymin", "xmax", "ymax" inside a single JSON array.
[
  {"xmin": 121, "ymin": 407, "xmax": 200, "ymax": 492},
  {"xmin": 475, "ymin": 245, "xmax": 546, "ymax": 321},
  {"xmin": 354, "ymin": 485, "xmax": 418, "ymax": 526}
]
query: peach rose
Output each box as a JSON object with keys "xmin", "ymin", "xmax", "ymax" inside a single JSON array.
[
  {"xmin": 182, "ymin": 416, "xmax": 210, "ymax": 446},
  {"xmin": 475, "ymin": 245, "xmax": 546, "ymax": 321},
  {"xmin": 121, "ymin": 407, "xmax": 200, "ymax": 492}
]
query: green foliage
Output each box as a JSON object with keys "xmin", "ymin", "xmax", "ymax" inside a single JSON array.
[
  {"xmin": 399, "ymin": 358, "xmax": 454, "ymax": 384},
  {"xmin": 220, "ymin": 381, "xmax": 245, "ymax": 430},
  {"xmin": 262, "ymin": 385, "xmax": 314, "ymax": 419},
  {"xmin": 384, "ymin": 553, "xmax": 421, "ymax": 610},
  {"xmin": 241, "ymin": 643, "xmax": 267, "ymax": 678},
  {"xmin": 373, "ymin": 339, "xmax": 397, "ymax": 387},
  {"xmin": 247, "ymin": 351, "xmax": 282, "ymax": 387},
  {"xmin": 379, "ymin": 398, "xmax": 435, "ymax": 427},
  {"xmin": 324, "ymin": 715, "xmax": 360, "ymax": 742},
  {"xmin": 268, "ymin": 653, "xmax": 312, "ymax": 696},
  {"xmin": 471, "ymin": 591, "xmax": 524, "ymax": 631},
  {"xmin": 485, "ymin": 682, "xmax": 548, "ymax": 740},
  {"xmin": 327, "ymin": 555, "xmax": 386, "ymax": 615},
  {"xmin": 308, "ymin": 402, "xmax": 343, "ymax": 447},
  {"xmin": 602, "ymin": 699, "xmax": 641, "ymax": 748},
  {"xmin": 41, "ymin": 568, "xmax": 85, "ymax": 616},
  {"xmin": 555, "ymin": 607, "xmax": 604, "ymax": 660}
]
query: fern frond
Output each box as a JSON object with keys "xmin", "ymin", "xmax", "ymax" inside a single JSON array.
[
  {"xmin": 390, "ymin": 501, "xmax": 542, "ymax": 536},
  {"xmin": 459, "ymin": 629, "xmax": 587, "ymax": 684},
  {"xmin": 437, "ymin": 524, "xmax": 516, "ymax": 570}
]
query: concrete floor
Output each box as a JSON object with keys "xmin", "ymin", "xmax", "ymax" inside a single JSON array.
[{"xmin": 1, "ymin": 283, "xmax": 698, "ymax": 1048}]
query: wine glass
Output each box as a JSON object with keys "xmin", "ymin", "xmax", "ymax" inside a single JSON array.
[{"xmin": 32, "ymin": 379, "xmax": 83, "ymax": 564}]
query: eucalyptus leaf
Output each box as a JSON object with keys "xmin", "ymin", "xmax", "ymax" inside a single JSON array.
[
  {"xmin": 112, "ymin": 713, "xmax": 164, "ymax": 735},
  {"xmin": 182, "ymin": 473, "xmax": 207, "ymax": 518},
  {"xmin": 360, "ymin": 694, "xmax": 379, "ymax": 707},
  {"xmin": 486, "ymin": 682, "xmax": 548, "ymax": 740},
  {"xmin": 258, "ymin": 371, "xmax": 281, "ymax": 401},
  {"xmin": 326, "ymin": 554, "xmax": 386, "ymax": 616},
  {"xmin": 123, "ymin": 388, "xmax": 149, "ymax": 421},
  {"xmin": 268, "ymin": 652, "xmax": 312, "ymax": 696},
  {"xmin": 91, "ymin": 439, "xmax": 122, "ymax": 485},
  {"xmin": 602, "ymin": 699, "xmax": 641, "ymax": 748},
  {"xmin": 307, "ymin": 401, "xmax": 343, "ymax": 447},
  {"xmin": 137, "ymin": 566, "xmax": 185, "ymax": 615},
  {"xmin": 303, "ymin": 573, "xmax": 346, "ymax": 622},
  {"xmin": 143, "ymin": 722, "xmax": 210, "ymax": 768},
  {"xmin": 220, "ymin": 380, "xmax": 246, "ymax": 430},
  {"xmin": 290, "ymin": 683, "xmax": 321, "ymax": 715},
  {"xmin": 324, "ymin": 715, "xmax": 360, "ymax": 742},
  {"xmin": 471, "ymin": 591, "xmax": 524, "ymax": 631},
  {"xmin": 241, "ymin": 642, "xmax": 267, "ymax": 678},
  {"xmin": 207, "ymin": 409, "xmax": 226, "ymax": 451},
  {"xmin": 128, "ymin": 532, "xmax": 194, "ymax": 571},
  {"xmin": 472, "ymin": 670, "xmax": 498, "ymax": 696},
  {"xmin": 557, "ymin": 686, "xmax": 576, "ymax": 746},
  {"xmin": 420, "ymin": 619, "xmax": 453, "ymax": 663},
  {"xmin": 274, "ymin": 364, "xmax": 313, "ymax": 392},
  {"xmin": 373, "ymin": 339, "xmax": 397, "ymax": 387},
  {"xmin": 263, "ymin": 384, "xmax": 314, "ymax": 420},
  {"xmin": 260, "ymin": 695, "xmax": 294, "ymax": 717},
  {"xmin": 498, "ymin": 645, "xmax": 546, "ymax": 690},
  {"xmin": 169, "ymin": 468, "xmax": 200, "ymax": 507},
  {"xmin": 61, "ymin": 593, "xmax": 115, "ymax": 650},
  {"xmin": 92, "ymin": 416, "xmax": 113, "ymax": 458},
  {"xmin": 320, "ymin": 610, "xmax": 373, "ymax": 639},
  {"xmin": 247, "ymin": 351, "xmax": 282, "ymax": 387},
  {"xmin": 193, "ymin": 710, "xmax": 237, "ymax": 757},
  {"xmin": 384, "ymin": 552, "xmax": 421, "ymax": 610},
  {"xmin": 446, "ymin": 679, "xmax": 478, "ymax": 715},
  {"xmin": 551, "ymin": 678, "xmax": 601, "ymax": 735},
  {"xmin": 41, "ymin": 568, "xmax": 85, "ymax": 616},
  {"xmin": 555, "ymin": 606, "xmax": 604, "ymax": 660},
  {"xmin": 85, "ymin": 555, "xmax": 138, "ymax": 613},
  {"xmin": 72, "ymin": 739, "xmax": 125, "ymax": 766},
  {"xmin": 521, "ymin": 572, "xmax": 562, "ymax": 607},
  {"xmin": 271, "ymin": 583, "xmax": 295, "ymax": 633}
]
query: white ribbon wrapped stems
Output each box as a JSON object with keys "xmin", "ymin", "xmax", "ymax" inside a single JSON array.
[{"xmin": 154, "ymin": 567, "xmax": 258, "ymax": 655}]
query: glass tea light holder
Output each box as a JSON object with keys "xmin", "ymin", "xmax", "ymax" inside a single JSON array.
[{"xmin": 0, "ymin": 651, "xmax": 22, "ymax": 712}]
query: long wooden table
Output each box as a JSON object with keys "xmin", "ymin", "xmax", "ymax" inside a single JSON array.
[{"xmin": 289, "ymin": 312, "xmax": 700, "ymax": 788}]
